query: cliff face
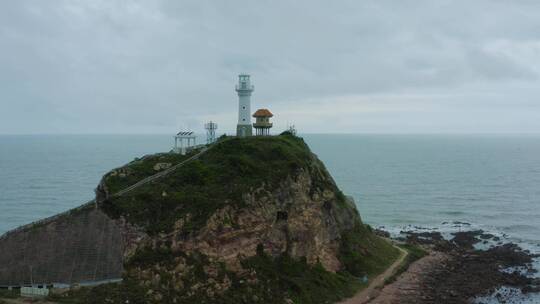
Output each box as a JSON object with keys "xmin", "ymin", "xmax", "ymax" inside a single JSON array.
[{"xmin": 164, "ymin": 169, "xmax": 360, "ymax": 273}]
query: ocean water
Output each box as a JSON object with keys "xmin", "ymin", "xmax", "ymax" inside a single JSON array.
[
  {"xmin": 305, "ymin": 134, "xmax": 540, "ymax": 247},
  {"xmin": 0, "ymin": 134, "xmax": 539, "ymax": 300}
]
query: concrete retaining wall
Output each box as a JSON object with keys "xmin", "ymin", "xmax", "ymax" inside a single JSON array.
[{"xmin": 0, "ymin": 206, "xmax": 123, "ymax": 286}]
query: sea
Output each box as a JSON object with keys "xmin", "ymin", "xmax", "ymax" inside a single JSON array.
[{"xmin": 1, "ymin": 134, "xmax": 539, "ymax": 302}]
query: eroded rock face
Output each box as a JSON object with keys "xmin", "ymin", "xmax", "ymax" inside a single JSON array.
[{"xmin": 161, "ymin": 169, "xmax": 360, "ymax": 273}]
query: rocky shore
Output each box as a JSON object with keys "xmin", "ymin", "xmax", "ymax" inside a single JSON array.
[{"xmin": 373, "ymin": 226, "xmax": 540, "ymax": 303}]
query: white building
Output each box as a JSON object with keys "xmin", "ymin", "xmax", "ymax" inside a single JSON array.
[{"xmin": 235, "ymin": 74, "xmax": 254, "ymax": 137}]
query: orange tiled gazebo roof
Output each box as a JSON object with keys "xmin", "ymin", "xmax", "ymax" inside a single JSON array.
[{"xmin": 253, "ymin": 109, "xmax": 273, "ymax": 118}]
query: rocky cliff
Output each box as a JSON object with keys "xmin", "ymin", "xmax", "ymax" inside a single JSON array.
[
  {"xmin": 73, "ymin": 134, "xmax": 398, "ymax": 304},
  {"xmin": 1, "ymin": 134, "xmax": 399, "ymax": 304}
]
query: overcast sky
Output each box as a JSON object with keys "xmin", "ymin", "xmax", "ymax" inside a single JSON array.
[{"xmin": 1, "ymin": 1, "xmax": 540, "ymax": 134}]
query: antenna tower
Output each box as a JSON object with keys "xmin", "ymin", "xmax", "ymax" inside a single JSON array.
[{"xmin": 205, "ymin": 121, "xmax": 218, "ymax": 144}]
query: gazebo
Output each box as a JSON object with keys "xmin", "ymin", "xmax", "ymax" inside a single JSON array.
[
  {"xmin": 174, "ymin": 131, "xmax": 196, "ymax": 155},
  {"xmin": 252, "ymin": 109, "xmax": 273, "ymax": 136}
]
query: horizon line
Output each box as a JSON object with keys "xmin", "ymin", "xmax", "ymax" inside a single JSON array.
[{"xmin": 1, "ymin": 132, "xmax": 540, "ymax": 136}]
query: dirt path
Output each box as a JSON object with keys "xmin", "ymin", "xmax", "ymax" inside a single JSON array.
[
  {"xmin": 338, "ymin": 245, "xmax": 408, "ymax": 304},
  {"xmin": 369, "ymin": 251, "xmax": 450, "ymax": 304}
]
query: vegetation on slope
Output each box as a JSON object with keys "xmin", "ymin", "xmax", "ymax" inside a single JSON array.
[
  {"xmin": 51, "ymin": 250, "xmax": 362, "ymax": 304},
  {"xmin": 103, "ymin": 151, "xmax": 197, "ymax": 195},
  {"xmin": 339, "ymin": 224, "xmax": 400, "ymax": 278},
  {"xmin": 101, "ymin": 134, "xmax": 345, "ymax": 235}
]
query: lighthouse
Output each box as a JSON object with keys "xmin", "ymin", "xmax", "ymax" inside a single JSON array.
[{"xmin": 235, "ymin": 74, "xmax": 254, "ymax": 137}]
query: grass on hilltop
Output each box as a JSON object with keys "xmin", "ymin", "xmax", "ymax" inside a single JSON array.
[{"xmin": 100, "ymin": 134, "xmax": 344, "ymax": 235}]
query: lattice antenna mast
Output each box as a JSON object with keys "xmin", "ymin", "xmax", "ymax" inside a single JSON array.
[
  {"xmin": 205, "ymin": 121, "xmax": 218, "ymax": 144},
  {"xmin": 288, "ymin": 124, "xmax": 297, "ymax": 136}
]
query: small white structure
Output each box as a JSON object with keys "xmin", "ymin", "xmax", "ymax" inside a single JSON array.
[
  {"xmin": 236, "ymin": 74, "xmax": 254, "ymax": 137},
  {"xmin": 174, "ymin": 131, "xmax": 196, "ymax": 155},
  {"xmin": 21, "ymin": 286, "xmax": 49, "ymax": 297},
  {"xmin": 205, "ymin": 121, "xmax": 218, "ymax": 144}
]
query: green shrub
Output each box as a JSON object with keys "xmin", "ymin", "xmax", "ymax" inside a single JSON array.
[
  {"xmin": 338, "ymin": 224, "xmax": 400, "ymax": 277},
  {"xmin": 0, "ymin": 289, "xmax": 18, "ymax": 299},
  {"xmin": 231, "ymin": 251, "xmax": 361, "ymax": 304}
]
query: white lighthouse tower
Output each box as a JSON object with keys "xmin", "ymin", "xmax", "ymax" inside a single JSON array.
[{"xmin": 235, "ymin": 74, "xmax": 254, "ymax": 137}]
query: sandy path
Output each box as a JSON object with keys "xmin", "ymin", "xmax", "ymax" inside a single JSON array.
[{"xmin": 338, "ymin": 245, "xmax": 408, "ymax": 304}]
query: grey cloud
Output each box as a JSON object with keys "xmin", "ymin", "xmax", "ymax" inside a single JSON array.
[{"xmin": 1, "ymin": 0, "xmax": 540, "ymax": 134}]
